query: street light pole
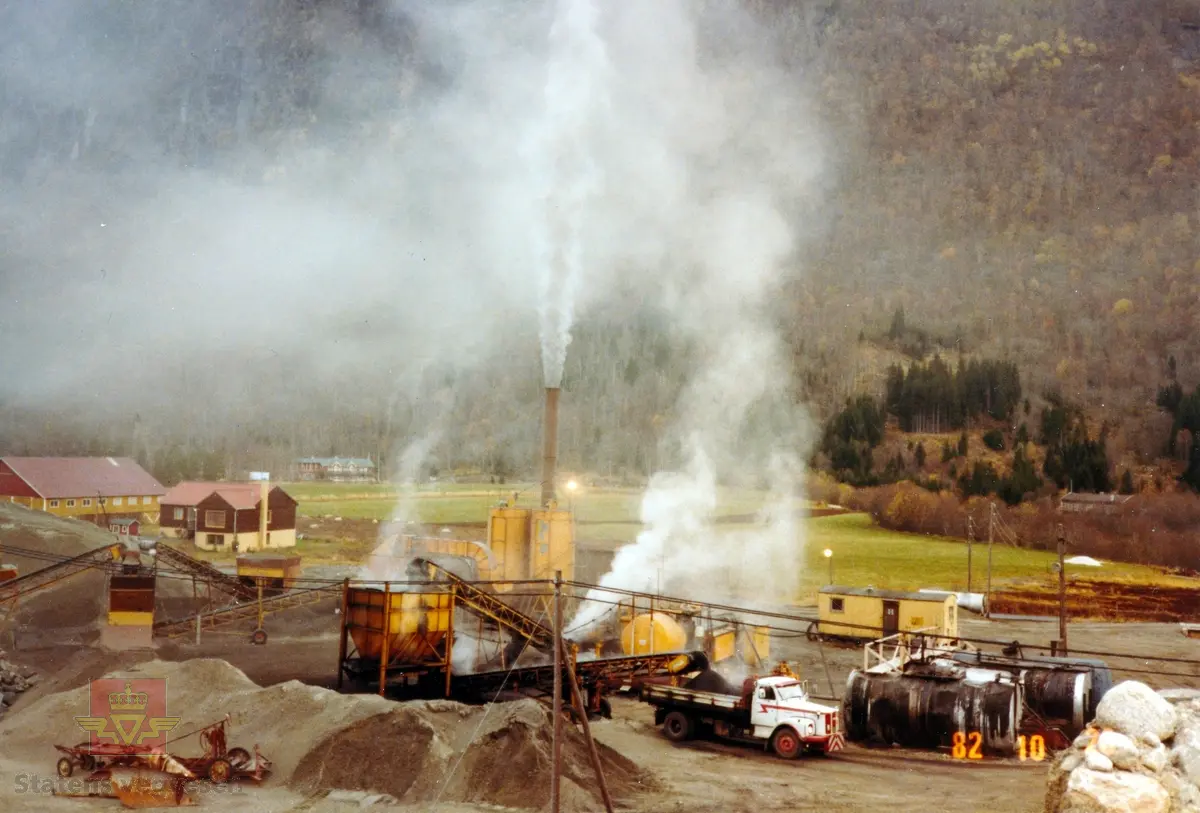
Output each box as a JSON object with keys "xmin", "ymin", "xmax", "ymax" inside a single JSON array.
[{"xmin": 823, "ymin": 548, "xmax": 833, "ymax": 586}]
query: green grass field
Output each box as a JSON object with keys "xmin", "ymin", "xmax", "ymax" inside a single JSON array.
[
  {"xmin": 284, "ymin": 482, "xmax": 1186, "ymax": 601},
  {"xmin": 798, "ymin": 513, "xmax": 1183, "ymax": 599},
  {"xmin": 290, "ymin": 482, "xmax": 772, "ymax": 526}
]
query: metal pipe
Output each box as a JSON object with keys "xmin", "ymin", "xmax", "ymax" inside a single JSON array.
[
  {"xmin": 552, "ymin": 570, "xmax": 563, "ymax": 813},
  {"xmin": 541, "ymin": 387, "xmax": 560, "ymax": 507}
]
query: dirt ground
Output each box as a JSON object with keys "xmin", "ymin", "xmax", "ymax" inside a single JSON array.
[
  {"xmin": 14, "ymin": 611, "xmax": 1194, "ymax": 812},
  {"xmin": 991, "ymin": 578, "xmax": 1200, "ymax": 621}
]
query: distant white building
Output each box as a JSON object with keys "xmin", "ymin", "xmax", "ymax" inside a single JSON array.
[
  {"xmin": 1058, "ymin": 492, "xmax": 1133, "ymax": 515},
  {"xmin": 295, "ymin": 457, "xmax": 376, "ymax": 483}
]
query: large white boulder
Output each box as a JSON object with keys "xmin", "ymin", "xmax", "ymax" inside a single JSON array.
[
  {"xmin": 1062, "ymin": 769, "xmax": 1169, "ymax": 813},
  {"xmin": 1094, "ymin": 682, "xmax": 1178, "ymax": 742}
]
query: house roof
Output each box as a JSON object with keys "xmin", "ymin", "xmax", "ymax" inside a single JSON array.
[
  {"xmin": 110, "ymin": 518, "xmax": 138, "ymax": 527},
  {"xmin": 163, "ymin": 481, "xmax": 294, "ymax": 510},
  {"xmin": 2, "ymin": 457, "xmax": 165, "ymax": 499},
  {"xmin": 820, "ymin": 585, "xmax": 955, "ymax": 603}
]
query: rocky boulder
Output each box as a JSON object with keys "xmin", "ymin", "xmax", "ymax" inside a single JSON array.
[{"xmin": 1094, "ymin": 682, "xmax": 1178, "ymax": 742}]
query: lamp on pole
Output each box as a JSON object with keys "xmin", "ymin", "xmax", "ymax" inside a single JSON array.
[{"xmin": 823, "ymin": 548, "xmax": 833, "ymax": 586}]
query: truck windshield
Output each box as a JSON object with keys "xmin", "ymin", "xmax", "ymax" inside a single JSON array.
[{"xmin": 774, "ymin": 684, "xmax": 806, "ymax": 701}]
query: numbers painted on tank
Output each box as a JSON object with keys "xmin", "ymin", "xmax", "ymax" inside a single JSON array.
[
  {"xmin": 951, "ymin": 731, "xmax": 983, "ymax": 759},
  {"xmin": 950, "ymin": 732, "xmax": 1046, "ymax": 761},
  {"xmin": 1017, "ymin": 734, "xmax": 1046, "ymax": 762}
]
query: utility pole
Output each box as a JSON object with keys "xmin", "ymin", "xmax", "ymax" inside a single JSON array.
[
  {"xmin": 986, "ymin": 505, "xmax": 994, "ymax": 617},
  {"xmin": 551, "ymin": 570, "xmax": 563, "ymax": 813},
  {"xmin": 1057, "ymin": 524, "xmax": 1068, "ymax": 656},
  {"xmin": 966, "ymin": 516, "xmax": 974, "ymax": 594}
]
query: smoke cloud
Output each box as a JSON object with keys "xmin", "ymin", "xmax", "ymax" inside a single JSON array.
[{"xmin": 2, "ymin": 1, "xmax": 824, "ymax": 605}]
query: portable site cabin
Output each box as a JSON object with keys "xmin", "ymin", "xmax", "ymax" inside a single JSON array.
[{"xmin": 818, "ymin": 586, "xmax": 958, "ymax": 641}]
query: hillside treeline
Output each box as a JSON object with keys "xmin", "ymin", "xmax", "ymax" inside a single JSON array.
[{"xmin": 4, "ymin": 0, "xmax": 1200, "ymax": 488}]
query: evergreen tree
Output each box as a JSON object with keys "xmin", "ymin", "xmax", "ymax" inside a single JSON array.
[
  {"xmin": 1119, "ymin": 469, "xmax": 1135, "ymax": 495},
  {"xmin": 915, "ymin": 441, "xmax": 926, "ymax": 467}
]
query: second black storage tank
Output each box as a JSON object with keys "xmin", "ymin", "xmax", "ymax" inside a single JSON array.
[{"xmin": 843, "ymin": 668, "xmax": 1020, "ymax": 755}]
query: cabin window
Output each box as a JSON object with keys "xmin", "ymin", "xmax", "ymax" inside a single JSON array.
[
  {"xmin": 113, "ymin": 497, "xmax": 123, "ymax": 506},
  {"xmin": 830, "ymin": 598, "xmax": 845, "ymax": 613},
  {"xmin": 50, "ymin": 500, "xmax": 59, "ymax": 508},
  {"xmin": 82, "ymin": 498, "xmax": 92, "ymax": 507},
  {"xmin": 174, "ymin": 508, "xmax": 184, "ymax": 520},
  {"xmin": 66, "ymin": 499, "xmax": 76, "ymax": 507},
  {"xmin": 205, "ymin": 510, "xmax": 226, "ymax": 528},
  {"xmin": 758, "ymin": 686, "xmax": 776, "ymax": 700},
  {"xmin": 143, "ymin": 496, "xmax": 153, "ymax": 505}
]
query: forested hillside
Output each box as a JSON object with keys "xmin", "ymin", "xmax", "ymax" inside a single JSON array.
[{"xmin": 1, "ymin": 0, "xmax": 1197, "ymax": 487}]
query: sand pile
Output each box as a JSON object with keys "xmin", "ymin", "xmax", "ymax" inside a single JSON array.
[
  {"xmin": 293, "ymin": 697, "xmax": 649, "ymax": 811},
  {"xmin": 0, "ymin": 657, "xmax": 650, "ymax": 811}
]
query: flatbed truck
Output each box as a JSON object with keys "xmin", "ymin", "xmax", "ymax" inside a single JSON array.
[{"xmin": 640, "ymin": 674, "xmax": 844, "ymax": 759}]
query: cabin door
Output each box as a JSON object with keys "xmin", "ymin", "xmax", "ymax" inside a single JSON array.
[{"xmin": 882, "ymin": 601, "xmax": 900, "ymax": 636}]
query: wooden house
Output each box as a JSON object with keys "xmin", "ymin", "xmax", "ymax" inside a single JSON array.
[{"xmin": 0, "ymin": 457, "xmax": 164, "ymax": 522}]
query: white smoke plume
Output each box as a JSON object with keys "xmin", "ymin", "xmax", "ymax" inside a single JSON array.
[
  {"xmin": 531, "ymin": 0, "xmax": 612, "ymax": 387},
  {"xmin": 359, "ymin": 431, "xmax": 443, "ymax": 582}
]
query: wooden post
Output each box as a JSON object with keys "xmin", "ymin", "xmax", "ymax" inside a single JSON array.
[
  {"xmin": 444, "ymin": 585, "xmax": 456, "ymax": 698},
  {"xmin": 565, "ymin": 658, "xmax": 615, "ymax": 813},
  {"xmin": 986, "ymin": 505, "xmax": 994, "ymax": 617},
  {"xmin": 256, "ymin": 580, "xmax": 264, "ymax": 630},
  {"xmin": 1057, "ymin": 524, "xmax": 1068, "ymax": 655},
  {"xmin": 195, "ymin": 613, "xmax": 201, "ymax": 645},
  {"xmin": 551, "ymin": 570, "xmax": 563, "ymax": 813},
  {"xmin": 259, "ymin": 478, "xmax": 269, "ymax": 552},
  {"xmin": 336, "ymin": 578, "xmax": 350, "ymax": 690},
  {"xmin": 966, "ymin": 516, "xmax": 974, "ymax": 594},
  {"xmin": 379, "ymin": 581, "xmax": 392, "ymax": 697}
]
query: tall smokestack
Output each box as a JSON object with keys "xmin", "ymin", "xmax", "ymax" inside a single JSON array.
[{"xmin": 541, "ymin": 387, "xmax": 559, "ymax": 507}]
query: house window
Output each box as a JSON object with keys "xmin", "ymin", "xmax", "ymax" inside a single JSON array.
[
  {"xmin": 830, "ymin": 598, "xmax": 845, "ymax": 613},
  {"xmin": 267, "ymin": 510, "xmax": 273, "ymax": 524},
  {"xmin": 50, "ymin": 500, "xmax": 59, "ymax": 508},
  {"xmin": 109, "ymin": 524, "xmax": 119, "ymax": 533},
  {"xmin": 173, "ymin": 508, "xmax": 184, "ymax": 521},
  {"xmin": 206, "ymin": 534, "xmax": 225, "ymax": 547},
  {"xmin": 204, "ymin": 510, "xmax": 226, "ymax": 528},
  {"xmin": 113, "ymin": 497, "xmax": 123, "ymax": 506},
  {"xmin": 82, "ymin": 498, "xmax": 92, "ymax": 507},
  {"xmin": 98, "ymin": 497, "xmax": 106, "ymax": 505},
  {"xmin": 66, "ymin": 499, "xmax": 76, "ymax": 508},
  {"xmin": 141, "ymin": 496, "xmax": 150, "ymax": 505}
]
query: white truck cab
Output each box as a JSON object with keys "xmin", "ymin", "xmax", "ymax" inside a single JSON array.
[{"xmin": 747, "ymin": 676, "xmax": 843, "ymax": 756}]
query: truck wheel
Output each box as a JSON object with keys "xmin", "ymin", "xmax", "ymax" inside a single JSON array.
[
  {"xmin": 662, "ymin": 711, "xmax": 693, "ymax": 742},
  {"xmin": 771, "ymin": 728, "xmax": 802, "ymax": 760}
]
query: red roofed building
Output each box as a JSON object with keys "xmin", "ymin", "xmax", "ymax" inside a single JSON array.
[
  {"xmin": 0, "ymin": 457, "xmax": 165, "ymax": 522},
  {"xmin": 160, "ymin": 481, "xmax": 297, "ymax": 551}
]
